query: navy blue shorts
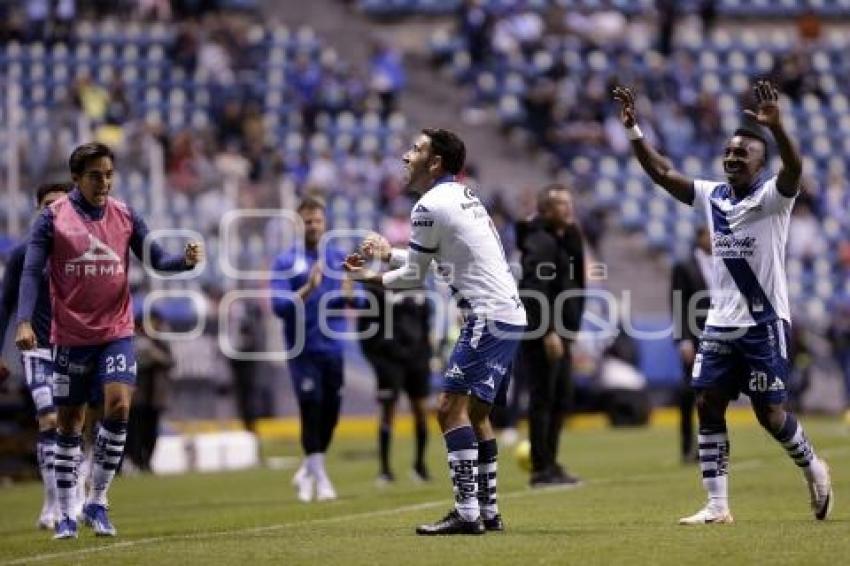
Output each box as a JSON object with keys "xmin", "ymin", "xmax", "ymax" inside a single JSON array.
[
  {"xmin": 22, "ymin": 349, "xmax": 55, "ymax": 415},
  {"xmin": 442, "ymin": 317, "xmax": 524, "ymax": 405},
  {"xmin": 288, "ymin": 352, "xmax": 344, "ymax": 403},
  {"xmin": 692, "ymin": 320, "xmax": 791, "ymax": 405},
  {"xmin": 52, "ymin": 337, "xmax": 137, "ymax": 407}
]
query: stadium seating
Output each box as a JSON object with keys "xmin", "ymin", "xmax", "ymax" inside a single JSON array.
[
  {"xmin": 424, "ymin": 18, "xmax": 850, "ymax": 311},
  {"xmin": 360, "ymin": 0, "xmax": 850, "ymax": 18},
  {"xmin": 0, "ymin": 19, "xmax": 404, "ymax": 282}
]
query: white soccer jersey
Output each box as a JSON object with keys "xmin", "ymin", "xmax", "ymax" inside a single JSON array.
[
  {"xmin": 692, "ymin": 176, "xmax": 795, "ymax": 327},
  {"xmin": 382, "ymin": 179, "xmax": 527, "ymax": 326}
]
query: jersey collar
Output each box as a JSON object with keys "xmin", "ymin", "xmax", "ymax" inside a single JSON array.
[{"xmin": 431, "ymin": 174, "xmax": 455, "ymax": 188}]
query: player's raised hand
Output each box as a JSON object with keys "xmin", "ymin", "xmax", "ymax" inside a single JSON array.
[
  {"xmin": 184, "ymin": 241, "xmax": 205, "ymax": 267},
  {"xmin": 359, "ymin": 232, "xmax": 391, "ymax": 262},
  {"xmin": 612, "ymin": 85, "xmax": 637, "ymax": 128},
  {"xmin": 744, "ymin": 80, "xmax": 781, "ymax": 128},
  {"xmin": 15, "ymin": 321, "xmax": 36, "ymax": 351}
]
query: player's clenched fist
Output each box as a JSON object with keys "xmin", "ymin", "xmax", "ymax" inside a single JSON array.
[
  {"xmin": 184, "ymin": 241, "xmax": 205, "ymax": 267},
  {"xmin": 15, "ymin": 321, "xmax": 36, "ymax": 351},
  {"xmin": 359, "ymin": 232, "xmax": 391, "ymax": 262}
]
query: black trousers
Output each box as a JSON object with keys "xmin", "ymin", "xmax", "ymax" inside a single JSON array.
[
  {"xmin": 522, "ymin": 338, "xmax": 572, "ymax": 474},
  {"xmin": 231, "ymin": 360, "xmax": 260, "ymax": 432},
  {"xmin": 126, "ymin": 405, "xmax": 161, "ymax": 471},
  {"xmin": 679, "ymin": 362, "xmax": 697, "ymax": 459}
]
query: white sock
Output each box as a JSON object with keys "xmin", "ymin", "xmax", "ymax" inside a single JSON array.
[
  {"xmin": 55, "ymin": 434, "xmax": 81, "ymax": 519},
  {"xmin": 307, "ymin": 453, "xmax": 330, "ymax": 483},
  {"xmin": 698, "ymin": 432, "xmax": 730, "ymax": 512},
  {"xmin": 36, "ymin": 431, "xmax": 58, "ymax": 512},
  {"xmin": 88, "ymin": 421, "xmax": 126, "ymax": 506}
]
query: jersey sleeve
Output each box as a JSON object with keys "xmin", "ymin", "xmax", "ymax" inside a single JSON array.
[
  {"xmin": 382, "ymin": 199, "xmax": 441, "ymax": 290},
  {"xmin": 407, "ymin": 198, "xmax": 441, "ymax": 254},
  {"xmin": 129, "ymin": 208, "xmax": 191, "ymax": 272},
  {"xmin": 691, "ymin": 180, "xmax": 715, "ymax": 214},
  {"xmin": 761, "ymin": 176, "xmax": 796, "ymax": 214}
]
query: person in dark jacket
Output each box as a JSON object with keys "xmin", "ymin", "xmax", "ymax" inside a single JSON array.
[
  {"xmin": 671, "ymin": 225, "xmax": 712, "ymax": 463},
  {"xmin": 127, "ymin": 310, "xmax": 174, "ymax": 472},
  {"xmin": 359, "ymin": 284, "xmax": 432, "ymax": 484},
  {"xmin": 516, "ymin": 184, "xmax": 585, "ymax": 487}
]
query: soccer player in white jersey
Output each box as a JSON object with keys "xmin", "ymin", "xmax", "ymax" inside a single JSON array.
[
  {"xmin": 345, "ymin": 128, "xmax": 527, "ymax": 535},
  {"xmin": 613, "ymin": 80, "xmax": 833, "ymax": 524}
]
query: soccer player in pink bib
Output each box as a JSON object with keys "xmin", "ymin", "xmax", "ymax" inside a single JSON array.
[{"xmin": 15, "ymin": 142, "xmax": 204, "ymax": 539}]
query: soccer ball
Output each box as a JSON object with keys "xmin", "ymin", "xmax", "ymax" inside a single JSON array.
[{"xmin": 514, "ymin": 439, "xmax": 532, "ymax": 472}]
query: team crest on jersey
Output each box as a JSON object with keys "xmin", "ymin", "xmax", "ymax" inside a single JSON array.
[{"xmin": 64, "ymin": 234, "xmax": 124, "ymax": 277}]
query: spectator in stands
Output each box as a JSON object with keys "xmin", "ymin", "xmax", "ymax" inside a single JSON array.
[
  {"xmin": 198, "ymin": 30, "xmax": 235, "ymax": 85},
  {"xmin": 671, "ymin": 226, "xmax": 712, "ymax": 463},
  {"xmin": 699, "ymin": 0, "xmax": 717, "ymax": 35},
  {"xmin": 457, "ymin": 0, "xmax": 493, "ymax": 67},
  {"xmin": 656, "ymin": 0, "xmax": 679, "ymax": 57},
  {"xmin": 72, "ymin": 73, "xmax": 110, "ymax": 123},
  {"xmin": 127, "ymin": 310, "xmax": 174, "ymax": 472},
  {"xmin": 288, "ymin": 52, "xmax": 323, "ymax": 134},
  {"xmin": 516, "ymin": 184, "xmax": 585, "ymax": 487},
  {"xmin": 24, "ymin": 0, "xmax": 49, "ymax": 43},
  {"xmin": 771, "ymin": 52, "xmax": 823, "ymax": 103},
  {"xmin": 796, "ymin": 8, "xmax": 823, "ymax": 46},
  {"xmin": 492, "ymin": 1, "xmax": 544, "ymax": 57},
  {"xmin": 369, "ymin": 38, "xmax": 406, "ymax": 118},
  {"xmin": 169, "ymin": 22, "xmax": 200, "ymax": 73}
]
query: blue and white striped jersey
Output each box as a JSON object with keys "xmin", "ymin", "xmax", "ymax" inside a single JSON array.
[{"xmin": 692, "ymin": 175, "xmax": 795, "ymax": 327}]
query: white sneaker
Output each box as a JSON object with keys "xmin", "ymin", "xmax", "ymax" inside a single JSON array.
[
  {"xmin": 807, "ymin": 459, "xmax": 834, "ymax": 521},
  {"xmin": 36, "ymin": 504, "xmax": 57, "ymax": 530},
  {"xmin": 316, "ymin": 478, "xmax": 337, "ymax": 501},
  {"xmin": 291, "ymin": 462, "xmax": 308, "ymax": 487},
  {"xmin": 678, "ymin": 505, "xmax": 734, "ymax": 525},
  {"xmin": 295, "ymin": 472, "xmax": 315, "ymax": 503}
]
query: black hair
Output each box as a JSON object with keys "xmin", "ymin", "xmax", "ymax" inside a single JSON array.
[
  {"xmin": 734, "ymin": 114, "xmax": 772, "ymax": 163},
  {"xmin": 422, "ymin": 128, "xmax": 466, "ymax": 175},
  {"xmin": 35, "ymin": 182, "xmax": 73, "ymax": 206},
  {"xmin": 297, "ymin": 195, "xmax": 327, "ymax": 213},
  {"xmin": 68, "ymin": 142, "xmax": 115, "ymax": 176}
]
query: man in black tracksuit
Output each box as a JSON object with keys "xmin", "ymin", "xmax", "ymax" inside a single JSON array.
[
  {"xmin": 517, "ymin": 184, "xmax": 585, "ymax": 487},
  {"xmin": 670, "ymin": 225, "xmax": 711, "ymax": 463}
]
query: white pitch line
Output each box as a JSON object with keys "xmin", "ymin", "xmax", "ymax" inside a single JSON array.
[
  {"xmin": 1, "ymin": 477, "xmax": 614, "ymax": 566},
  {"xmin": 11, "ymin": 450, "xmax": 836, "ymax": 566}
]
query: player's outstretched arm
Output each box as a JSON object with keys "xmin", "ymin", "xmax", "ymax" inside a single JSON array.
[
  {"xmin": 744, "ymin": 80, "xmax": 802, "ymax": 197},
  {"xmin": 612, "ymin": 85, "xmax": 695, "ymax": 205},
  {"xmin": 129, "ymin": 210, "xmax": 201, "ymax": 272}
]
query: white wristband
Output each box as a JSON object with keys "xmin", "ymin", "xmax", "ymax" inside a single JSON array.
[{"xmin": 626, "ymin": 125, "xmax": 643, "ymax": 141}]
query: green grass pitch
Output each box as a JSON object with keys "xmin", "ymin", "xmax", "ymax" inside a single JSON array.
[{"xmin": 1, "ymin": 418, "xmax": 847, "ymax": 565}]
